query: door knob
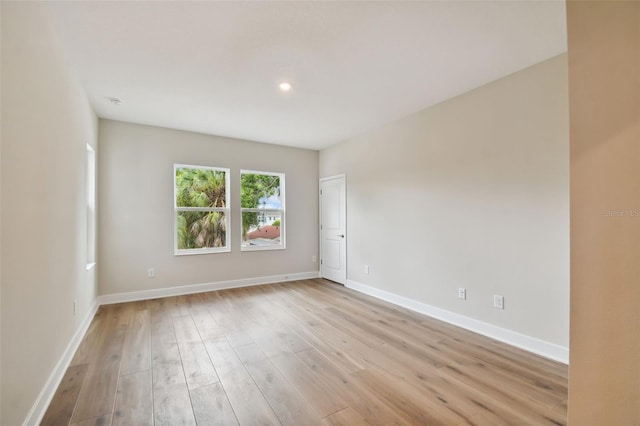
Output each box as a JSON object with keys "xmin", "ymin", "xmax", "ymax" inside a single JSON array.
[{"xmin": 338, "ymin": 234, "xmax": 345, "ymax": 238}]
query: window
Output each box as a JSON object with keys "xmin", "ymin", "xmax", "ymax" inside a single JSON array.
[
  {"xmin": 241, "ymin": 170, "xmax": 285, "ymax": 251},
  {"xmin": 174, "ymin": 164, "xmax": 230, "ymax": 255},
  {"xmin": 86, "ymin": 144, "xmax": 96, "ymax": 269}
]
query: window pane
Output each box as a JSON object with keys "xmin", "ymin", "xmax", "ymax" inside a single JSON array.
[
  {"xmin": 240, "ymin": 170, "xmax": 284, "ymax": 251},
  {"xmin": 176, "ymin": 167, "xmax": 226, "ymax": 208},
  {"xmin": 240, "ymin": 173, "xmax": 281, "ymax": 209},
  {"xmin": 242, "ymin": 211, "xmax": 282, "ymax": 248},
  {"xmin": 177, "ymin": 210, "xmax": 227, "ymax": 249},
  {"xmin": 86, "ymin": 145, "xmax": 96, "ymax": 264}
]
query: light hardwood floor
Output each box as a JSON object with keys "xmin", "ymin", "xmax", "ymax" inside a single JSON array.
[{"xmin": 42, "ymin": 279, "xmax": 568, "ymax": 425}]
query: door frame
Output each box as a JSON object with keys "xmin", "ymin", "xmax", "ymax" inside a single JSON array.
[{"xmin": 319, "ymin": 174, "xmax": 347, "ymax": 284}]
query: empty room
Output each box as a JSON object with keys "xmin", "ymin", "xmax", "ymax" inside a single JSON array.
[{"xmin": 1, "ymin": 1, "xmax": 638, "ymax": 425}]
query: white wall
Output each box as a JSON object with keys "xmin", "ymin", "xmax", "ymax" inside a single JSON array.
[
  {"xmin": 1, "ymin": 3, "xmax": 98, "ymax": 425},
  {"xmin": 320, "ymin": 54, "xmax": 569, "ymax": 349},
  {"xmin": 98, "ymin": 120, "xmax": 319, "ymax": 296}
]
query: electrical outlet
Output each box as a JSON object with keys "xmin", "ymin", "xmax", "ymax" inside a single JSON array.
[
  {"xmin": 493, "ymin": 295, "xmax": 504, "ymax": 309},
  {"xmin": 312, "ymin": 255, "xmax": 317, "ymax": 263},
  {"xmin": 458, "ymin": 288, "xmax": 466, "ymax": 300},
  {"xmin": 364, "ymin": 265, "xmax": 370, "ymax": 274},
  {"xmin": 147, "ymin": 267, "xmax": 156, "ymax": 278}
]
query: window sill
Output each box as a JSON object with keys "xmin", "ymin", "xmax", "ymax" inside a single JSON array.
[
  {"xmin": 86, "ymin": 262, "xmax": 96, "ymax": 271},
  {"xmin": 174, "ymin": 248, "xmax": 231, "ymax": 256},
  {"xmin": 241, "ymin": 245, "xmax": 286, "ymax": 252}
]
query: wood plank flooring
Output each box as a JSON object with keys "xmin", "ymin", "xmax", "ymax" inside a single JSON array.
[{"xmin": 41, "ymin": 279, "xmax": 568, "ymax": 425}]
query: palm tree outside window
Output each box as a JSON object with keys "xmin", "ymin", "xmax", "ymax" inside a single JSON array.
[{"xmin": 174, "ymin": 164, "xmax": 230, "ymax": 255}]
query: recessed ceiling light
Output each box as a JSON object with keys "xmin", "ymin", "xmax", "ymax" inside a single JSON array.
[{"xmin": 279, "ymin": 82, "xmax": 292, "ymax": 92}]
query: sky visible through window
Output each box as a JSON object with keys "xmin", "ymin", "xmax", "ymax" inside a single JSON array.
[{"xmin": 260, "ymin": 194, "xmax": 282, "ymax": 209}]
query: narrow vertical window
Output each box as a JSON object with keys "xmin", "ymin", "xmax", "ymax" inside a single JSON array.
[
  {"xmin": 86, "ymin": 144, "xmax": 96, "ymax": 269},
  {"xmin": 174, "ymin": 164, "xmax": 230, "ymax": 254},
  {"xmin": 241, "ymin": 170, "xmax": 285, "ymax": 251}
]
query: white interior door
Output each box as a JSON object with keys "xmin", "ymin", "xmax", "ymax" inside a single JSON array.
[{"xmin": 320, "ymin": 175, "xmax": 346, "ymax": 284}]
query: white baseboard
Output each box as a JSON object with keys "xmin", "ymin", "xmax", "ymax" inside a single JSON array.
[
  {"xmin": 24, "ymin": 300, "xmax": 99, "ymax": 426},
  {"xmin": 346, "ymin": 279, "xmax": 569, "ymax": 364},
  {"xmin": 99, "ymin": 271, "xmax": 320, "ymax": 305}
]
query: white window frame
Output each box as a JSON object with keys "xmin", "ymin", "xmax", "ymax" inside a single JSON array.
[
  {"xmin": 240, "ymin": 170, "xmax": 286, "ymax": 252},
  {"xmin": 174, "ymin": 164, "xmax": 231, "ymax": 255},
  {"xmin": 86, "ymin": 144, "xmax": 96, "ymax": 270}
]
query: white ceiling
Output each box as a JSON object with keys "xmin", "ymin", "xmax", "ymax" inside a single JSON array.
[{"xmin": 44, "ymin": 1, "xmax": 567, "ymax": 150}]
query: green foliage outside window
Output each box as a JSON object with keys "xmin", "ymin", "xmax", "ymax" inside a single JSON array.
[
  {"xmin": 175, "ymin": 167, "xmax": 227, "ymax": 249},
  {"xmin": 241, "ymin": 173, "xmax": 281, "ymax": 238}
]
